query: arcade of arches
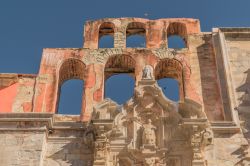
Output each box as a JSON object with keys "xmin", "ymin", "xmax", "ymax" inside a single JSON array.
[{"xmin": 0, "ymin": 18, "xmax": 250, "ymax": 166}]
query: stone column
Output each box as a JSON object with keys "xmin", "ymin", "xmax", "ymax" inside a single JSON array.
[
  {"xmin": 114, "ymin": 31, "xmax": 126, "ymax": 48},
  {"xmin": 93, "ymin": 126, "xmax": 110, "ymax": 166},
  {"xmin": 191, "ymin": 126, "xmax": 206, "ymax": 166}
]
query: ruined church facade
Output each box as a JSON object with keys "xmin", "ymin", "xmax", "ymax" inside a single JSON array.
[{"xmin": 0, "ymin": 18, "xmax": 250, "ymax": 166}]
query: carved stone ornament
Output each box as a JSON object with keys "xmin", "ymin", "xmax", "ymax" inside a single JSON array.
[
  {"xmin": 89, "ymin": 79, "xmax": 211, "ymax": 166},
  {"xmin": 142, "ymin": 65, "xmax": 153, "ymax": 80},
  {"xmin": 142, "ymin": 119, "xmax": 157, "ymax": 146}
]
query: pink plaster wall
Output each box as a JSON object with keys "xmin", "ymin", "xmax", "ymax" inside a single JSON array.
[{"xmin": 0, "ymin": 83, "xmax": 18, "ymax": 112}]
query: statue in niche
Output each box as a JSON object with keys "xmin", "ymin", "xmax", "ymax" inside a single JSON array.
[
  {"xmin": 142, "ymin": 65, "xmax": 153, "ymax": 80},
  {"xmin": 142, "ymin": 119, "xmax": 157, "ymax": 146}
]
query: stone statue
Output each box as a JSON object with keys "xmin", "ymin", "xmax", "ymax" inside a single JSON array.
[
  {"xmin": 142, "ymin": 119, "xmax": 157, "ymax": 146},
  {"xmin": 142, "ymin": 65, "xmax": 153, "ymax": 80}
]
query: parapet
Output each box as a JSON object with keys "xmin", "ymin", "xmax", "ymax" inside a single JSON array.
[{"xmin": 83, "ymin": 17, "xmax": 201, "ymax": 49}]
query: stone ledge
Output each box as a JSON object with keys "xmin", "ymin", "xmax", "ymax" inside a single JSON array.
[
  {"xmin": 54, "ymin": 114, "xmax": 81, "ymax": 122},
  {"xmin": 0, "ymin": 112, "xmax": 54, "ymax": 118},
  {"xmin": 0, "ymin": 128, "xmax": 47, "ymax": 131},
  {"xmin": 48, "ymin": 137, "xmax": 84, "ymax": 141},
  {"xmin": 182, "ymin": 118, "xmax": 208, "ymax": 125},
  {"xmin": 218, "ymin": 27, "xmax": 250, "ymax": 33},
  {"xmin": 0, "ymin": 113, "xmax": 88, "ymax": 130},
  {"xmin": 53, "ymin": 122, "xmax": 86, "ymax": 130},
  {"xmin": 211, "ymin": 121, "xmax": 240, "ymax": 134}
]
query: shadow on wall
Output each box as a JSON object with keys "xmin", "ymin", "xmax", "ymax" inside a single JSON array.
[
  {"xmin": 44, "ymin": 138, "xmax": 94, "ymax": 166},
  {"xmin": 197, "ymin": 36, "xmax": 224, "ymax": 121},
  {"xmin": 237, "ymin": 69, "xmax": 250, "ymax": 107},
  {"xmin": 237, "ymin": 69, "xmax": 250, "ymax": 139}
]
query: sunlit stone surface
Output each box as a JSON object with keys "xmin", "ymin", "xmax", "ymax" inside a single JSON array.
[{"xmin": 0, "ymin": 18, "xmax": 250, "ymax": 166}]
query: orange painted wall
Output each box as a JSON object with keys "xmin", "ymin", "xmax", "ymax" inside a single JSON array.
[{"xmin": 0, "ymin": 83, "xmax": 18, "ymax": 112}]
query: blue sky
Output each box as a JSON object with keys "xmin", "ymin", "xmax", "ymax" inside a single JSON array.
[{"xmin": 1, "ymin": 0, "xmax": 250, "ymax": 114}]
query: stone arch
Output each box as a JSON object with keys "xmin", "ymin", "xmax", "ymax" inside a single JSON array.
[
  {"xmin": 98, "ymin": 22, "xmax": 116, "ymax": 37},
  {"xmin": 126, "ymin": 22, "xmax": 146, "ymax": 47},
  {"xmin": 155, "ymin": 53, "xmax": 201, "ymax": 104},
  {"xmin": 58, "ymin": 58, "xmax": 86, "ymax": 85},
  {"xmin": 104, "ymin": 54, "xmax": 136, "ymax": 104},
  {"xmin": 167, "ymin": 22, "xmax": 188, "ymax": 48},
  {"xmin": 126, "ymin": 22, "xmax": 146, "ymax": 36},
  {"xmin": 104, "ymin": 54, "xmax": 136, "ymax": 80},
  {"xmin": 55, "ymin": 58, "xmax": 86, "ymax": 113},
  {"xmin": 155, "ymin": 58, "xmax": 184, "ymax": 101},
  {"xmin": 98, "ymin": 22, "xmax": 115, "ymax": 48},
  {"xmin": 167, "ymin": 22, "xmax": 187, "ymax": 37}
]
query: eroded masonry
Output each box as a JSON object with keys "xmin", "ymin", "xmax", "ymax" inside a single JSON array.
[{"xmin": 0, "ymin": 18, "xmax": 250, "ymax": 166}]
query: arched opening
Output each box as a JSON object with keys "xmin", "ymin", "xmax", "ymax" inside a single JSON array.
[
  {"xmin": 155, "ymin": 59, "xmax": 183, "ymax": 102},
  {"xmin": 98, "ymin": 22, "xmax": 115, "ymax": 48},
  {"xmin": 104, "ymin": 55, "xmax": 135, "ymax": 104},
  {"xmin": 167, "ymin": 22, "xmax": 187, "ymax": 48},
  {"xmin": 58, "ymin": 79, "xmax": 84, "ymax": 114},
  {"xmin": 157, "ymin": 78, "xmax": 179, "ymax": 101},
  {"xmin": 105, "ymin": 74, "xmax": 135, "ymax": 104},
  {"xmin": 126, "ymin": 22, "xmax": 146, "ymax": 48},
  {"xmin": 57, "ymin": 59, "xmax": 86, "ymax": 114}
]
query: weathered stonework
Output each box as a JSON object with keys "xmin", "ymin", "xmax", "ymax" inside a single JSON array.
[{"xmin": 0, "ymin": 18, "xmax": 250, "ymax": 165}]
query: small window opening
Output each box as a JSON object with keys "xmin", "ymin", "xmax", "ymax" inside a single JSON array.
[
  {"xmin": 57, "ymin": 59, "xmax": 85, "ymax": 114},
  {"xmin": 58, "ymin": 79, "xmax": 84, "ymax": 114},
  {"xmin": 155, "ymin": 59, "xmax": 183, "ymax": 102},
  {"xmin": 167, "ymin": 22, "xmax": 187, "ymax": 48},
  {"xmin": 98, "ymin": 22, "xmax": 115, "ymax": 48},
  {"xmin": 126, "ymin": 22, "xmax": 146, "ymax": 48},
  {"xmin": 104, "ymin": 55, "xmax": 135, "ymax": 104}
]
